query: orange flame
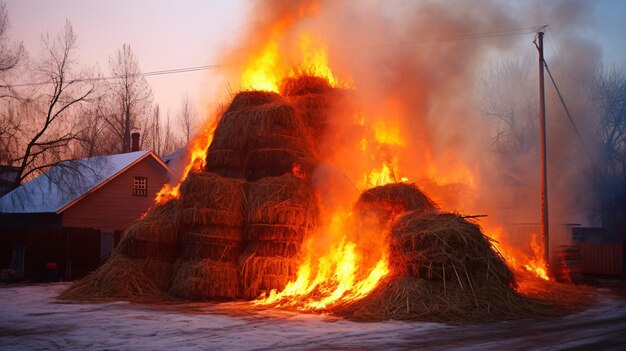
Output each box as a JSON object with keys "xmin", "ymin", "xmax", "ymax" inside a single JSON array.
[
  {"xmin": 487, "ymin": 226, "xmax": 550, "ymax": 281},
  {"xmin": 257, "ymin": 212, "xmax": 389, "ymax": 309},
  {"xmin": 164, "ymin": 22, "xmax": 554, "ymax": 309},
  {"xmin": 241, "ymin": 32, "xmax": 344, "ymax": 92},
  {"xmin": 291, "ymin": 163, "xmax": 306, "ymax": 179},
  {"xmin": 153, "ymin": 124, "xmax": 217, "ymax": 206},
  {"xmin": 255, "ymin": 98, "xmax": 407, "ymax": 308}
]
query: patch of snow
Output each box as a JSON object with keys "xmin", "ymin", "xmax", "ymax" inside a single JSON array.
[{"xmin": 1, "ymin": 284, "xmax": 625, "ymax": 351}]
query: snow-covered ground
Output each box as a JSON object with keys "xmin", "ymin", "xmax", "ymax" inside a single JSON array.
[{"xmin": 1, "ymin": 283, "xmax": 626, "ymax": 350}]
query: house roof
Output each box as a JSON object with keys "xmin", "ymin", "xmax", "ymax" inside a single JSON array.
[{"xmin": 0, "ymin": 151, "xmax": 171, "ymax": 214}]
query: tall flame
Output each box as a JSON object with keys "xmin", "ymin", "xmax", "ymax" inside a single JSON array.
[
  {"xmin": 487, "ymin": 226, "xmax": 550, "ymax": 281},
  {"xmin": 153, "ymin": 21, "xmax": 553, "ymax": 310},
  {"xmin": 241, "ymin": 32, "xmax": 344, "ymax": 92},
  {"xmin": 154, "ymin": 123, "xmax": 217, "ymax": 205},
  {"xmin": 257, "ymin": 212, "xmax": 390, "ymax": 309}
]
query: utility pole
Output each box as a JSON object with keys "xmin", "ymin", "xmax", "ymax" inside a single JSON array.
[{"xmin": 535, "ymin": 29, "xmax": 550, "ymax": 270}]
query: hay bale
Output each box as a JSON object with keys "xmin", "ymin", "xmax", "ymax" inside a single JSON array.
[
  {"xmin": 169, "ymin": 259, "xmax": 240, "ymax": 300},
  {"xmin": 355, "ymin": 183, "xmax": 438, "ymax": 225},
  {"xmin": 206, "ymin": 91, "xmax": 318, "ymax": 180},
  {"xmin": 180, "ymin": 226, "xmax": 244, "ymax": 263},
  {"xmin": 229, "ymin": 90, "xmax": 284, "ymax": 111},
  {"xmin": 279, "ymin": 75, "xmax": 332, "ymax": 97},
  {"xmin": 179, "ymin": 171, "xmax": 246, "ymax": 214},
  {"xmin": 120, "ymin": 217, "xmax": 180, "ymax": 247},
  {"xmin": 244, "ymin": 148, "xmax": 316, "ymax": 181},
  {"xmin": 206, "ymin": 91, "xmax": 283, "ymax": 153},
  {"xmin": 59, "ymin": 256, "xmax": 172, "ymax": 301},
  {"xmin": 243, "ymin": 240, "xmax": 301, "ymax": 258},
  {"xmin": 287, "ymin": 93, "xmax": 331, "ymax": 138},
  {"xmin": 178, "ymin": 172, "xmax": 246, "ymax": 228},
  {"xmin": 247, "ymin": 174, "xmax": 320, "ymax": 229},
  {"xmin": 287, "ymin": 87, "xmax": 354, "ymax": 139},
  {"xmin": 115, "ymin": 214, "xmax": 182, "ymax": 263},
  {"xmin": 206, "ymin": 92, "xmax": 319, "ymax": 180},
  {"xmin": 389, "ymin": 211, "xmax": 514, "ymax": 287},
  {"xmin": 239, "ymin": 255, "xmax": 300, "ymax": 299},
  {"xmin": 242, "ymin": 103, "xmax": 317, "ymax": 181},
  {"xmin": 246, "ymin": 223, "xmax": 307, "ymax": 242}
]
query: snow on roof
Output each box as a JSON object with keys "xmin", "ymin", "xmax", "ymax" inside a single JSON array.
[{"xmin": 0, "ymin": 151, "xmax": 153, "ymax": 214}]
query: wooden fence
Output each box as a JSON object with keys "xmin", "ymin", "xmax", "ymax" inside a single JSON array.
[
  {"xmin": 579, "ymin": 243, "xmax": 623, "ymax": 276},
  {"xmin": 0, "ymin": 227, "xmax": 101, "ymax": 281}
]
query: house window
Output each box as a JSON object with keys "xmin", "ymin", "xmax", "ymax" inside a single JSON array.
[{"xmin": 133, "ymin": 177, "xmax": 147, "ymax": 197}]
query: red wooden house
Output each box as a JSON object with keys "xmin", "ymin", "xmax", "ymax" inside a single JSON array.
[{"xmin": 0, "ymin": 150, "xmax": 174, "ymax": 280}]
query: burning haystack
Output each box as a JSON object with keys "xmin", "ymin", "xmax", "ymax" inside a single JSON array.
[
  {"xmin": 332, "ymin": 183, "xmax": 590, "ymax": 322},
  {"xmin": 61, "ymin": 74, "xmax": 590, "ymax": 323},
  {"xmin": 61, "ymin": 75, "xmax": 329, "ymax": 302}
]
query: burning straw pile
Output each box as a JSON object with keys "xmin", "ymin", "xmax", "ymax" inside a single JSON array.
[
  {"xmin": 61, "ymin": 74, "xmax": 591, "ymax": 323},
  {"xmin": 61, "ymin": 75, "xmax": 328, "ymax": 302},
  {"xmin": 334, "ymin": 183, "xmax": 590, "ymax": 322}
]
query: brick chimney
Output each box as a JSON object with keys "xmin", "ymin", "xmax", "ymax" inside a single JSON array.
[{"xmin": 131, "ymin": 132, "xmax": 140, "ymax": 152}]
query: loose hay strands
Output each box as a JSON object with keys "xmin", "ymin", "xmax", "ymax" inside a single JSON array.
[
  {"xmin": 229, "ymin": 90, "xmax": 284, "ymax": 111},
  {"xmin": 355, "ymin": 183, "xmax": 438, "ymax": 225},
  {"xmin": 279, "ymin": 74, "xmax": 333, "ymax": 97},
  {"xmin": 247, "ymin": 174, "xmax": 320, "ymax": 228},
  {"xmin": 329, "ymin": 210, "xmax": 591, "ymax": 322},
  {"xmin": 333, "ymin": 275, "xmax": 565, "ymax": 323},
  {"xmin": 239, "ymin": 255, "xmax": 300, "ymax": 300},
  {"xmin": 513, "ymin": 268, "xmax": 594, "ymax": 313},
  {"xmin": 59, "ymin": 256, "xmax": 171, "ymax": 301},
  {"xmin": 169, "ymin": 259, "xmax": 240, "ymax": 300},
  {"xmin": 389, "ymin": 211, "xmax": 513, "ymax": 287},
  {"xmin": 143, "ymin": 199, "xmax": 182, "ymax": 220}
]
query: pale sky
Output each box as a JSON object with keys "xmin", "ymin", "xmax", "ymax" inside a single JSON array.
[
  {"xmin": 5, "ymin": 0, "xmax": 248, "ymax": 117},
  {"xmin": 4, "ymin": 0, "xmax": 626, "ymax": 117}
]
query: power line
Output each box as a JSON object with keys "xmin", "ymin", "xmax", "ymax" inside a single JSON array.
[
  {"xmin": 7, "ymin": 25, "xmax": 539, "ymax": 88},
  {"xmin": 7, "ymin": 64, "xmax": 227, "ymax": 88},
  {"xmin": 543, "ymin": 58, "xmax": 599, "ymax": 172}
]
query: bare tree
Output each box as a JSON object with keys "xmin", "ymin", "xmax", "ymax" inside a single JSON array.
[
  {"xmin": 591, "ymin": 67, "xmax": 626, "ymax": 240},
  {"xmin": 8, "ymin": 21, "xmax": 95, "ymax": 188},
  {"xmin": 105, "ymin": 43, "xmax": 152, "ymax": 153},
  {"xmin": 0, "ymin": 1, "xmax": 23, "ymax": 165},
  {"xmin": 0, "ymin": 99, "xmax": 23, "ymax": 164},
  {"xmin": 480, "ymin": 58, "xmax": 538, "ymax": 156},
  {"xmin": 150, "ymin": 104, "xmax": 162, "ymax": 155},
  {"xmin": 0, "ymin": 1, "xmax": 23, "ymax": 97},
  {"xmin": 178, "ymin": 95, "xmax": 196, "ymax": 144},
  {"xmin": 76, "ymin": 93, "xmax": 116, "ymax": 157},
  {"xmin": 148, "ymin": 105, "xmax": 181, "ymax": 157}
]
